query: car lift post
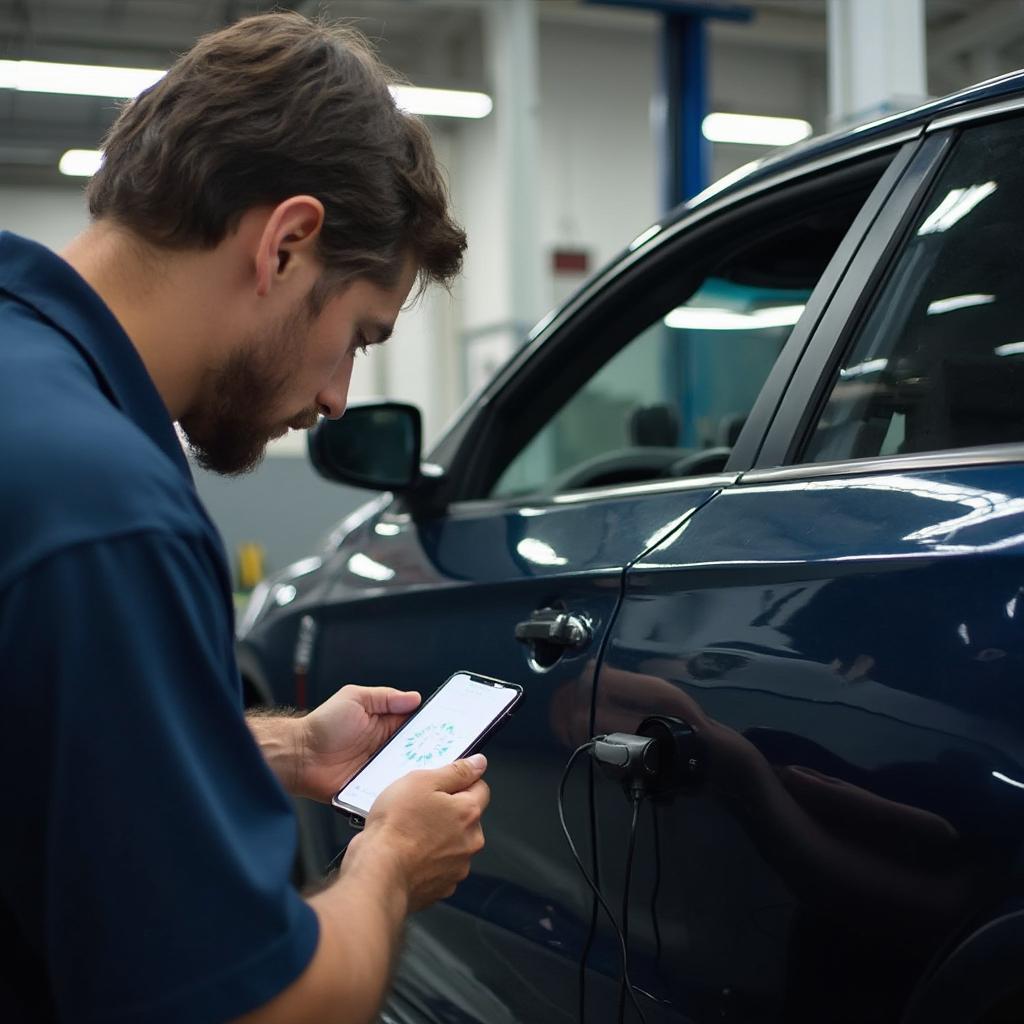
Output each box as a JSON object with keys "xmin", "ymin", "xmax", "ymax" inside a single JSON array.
[{"xmin": 584, "ymin": 0, "xmax": 752, "ymax": 207}]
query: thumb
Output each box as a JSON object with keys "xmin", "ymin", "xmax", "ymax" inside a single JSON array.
[{"xmin": 432, "ymin": 754, "xmax": 487, "ymax": 793}]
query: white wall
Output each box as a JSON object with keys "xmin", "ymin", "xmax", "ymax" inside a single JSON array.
[
  {"xmin": 538, "ymin": 21, "xmax": 660, "ymax": 282},
  {"xmin": 0, "ymin": 185, "xmax": 90, "ymax": 250}
]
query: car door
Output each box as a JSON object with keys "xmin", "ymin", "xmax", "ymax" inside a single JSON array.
[
  {"xmin": 336, "ymin": 140, "xmax": 911, "ymax": 1024},
  {"xmin": 597, "ymin": 113, "xmax": 1024, "ymax": 1024}
]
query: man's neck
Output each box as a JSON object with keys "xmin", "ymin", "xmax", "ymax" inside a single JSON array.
[{"xmin": 61, "ymin": 223, "xmax": 223, "ymax": 421}]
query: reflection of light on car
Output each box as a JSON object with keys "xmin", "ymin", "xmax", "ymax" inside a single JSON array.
[
  {"xmin": 347, "ymin": 552, "xmax": 396, "ymax": 581},
  {"xmin": 235, "ymin": 555, "xmax": 322, "ymax": 638},
  {"xmin": 686, "ymin": 159, "xmax": 761, "ymax": 208},
  {"xmin": 628, "ymin": 223, "xmax": 661, "ymax": 251},
  {"xmin": 739, "ymin": 474, "xmax": 1024, "ymax": 552},
  {"xmin": 992, "ymin": 770, "xmax": 1024, "ymax": 790},
  {"xmin": 994, "ymin": 341, "xmax": 1024, "ymax": 357},
  {"xmin": 516, "ymin": 537, "xmax": 568, "ymax": 566},
  {"xmin": 664, "ymin": 304, "xmax": 804, "ymax": 331},
  {"xmin": 917, "ymin": 181, "xmax": 997, "ymax": 235},
  {"xmin": 840, "ymin": 357, "xmax": 888, "ymax": 379},
  {"xmin": 287, "ymin": 556, "xmax": 322, "ymax": 578},
  {"xmin": 527, "ymin": 309, "xmax": 557, "ymax": 341},
  {"xmin": 643, "ymin": 512, "xmax": 695, "ymax": 551},
  {"xmin": 926, "ymin": 293, "xmax": 994, "ymax": 315},
  {"xmin": 374, "ymin": 521, "xmax": 401, "ymax": 536},
  {"xmin": 323, "ymin": 493, "xmax": 390, "ymax": 553}
]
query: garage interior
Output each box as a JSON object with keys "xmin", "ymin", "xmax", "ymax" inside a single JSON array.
[{"xmin": 1, "ymin": 0, "xmax": 1021, "ymax": 575}]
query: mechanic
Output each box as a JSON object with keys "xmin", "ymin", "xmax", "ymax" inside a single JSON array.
[{"xmin": 0, "ymin": 12, "xmax": 488, "ymax": 1024}]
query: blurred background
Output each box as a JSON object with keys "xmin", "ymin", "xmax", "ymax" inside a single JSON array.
[{"xmin": 3, "ymin": 0, "xmax": 1024, "ymax": 584}]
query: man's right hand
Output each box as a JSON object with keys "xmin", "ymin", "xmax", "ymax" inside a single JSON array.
[
  {"xmin": 346, "ymin": 754, "xmax": 490, "ymax": 912},
  {"xmin": 235, "ymin": 754, "xmax": 490, "ymax": 1024}
]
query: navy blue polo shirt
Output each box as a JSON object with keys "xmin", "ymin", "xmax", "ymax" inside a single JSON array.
[{"xmin": 0, "ymin": 233, "xmax": 318, "ymax": 1022}]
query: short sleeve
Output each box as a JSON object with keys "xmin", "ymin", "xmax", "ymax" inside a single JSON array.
[{"xmin": 0, "ymin": 531, "xmax": 318, "ymax": 1024}]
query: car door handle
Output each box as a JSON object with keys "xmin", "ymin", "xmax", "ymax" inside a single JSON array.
[{"xmin": 515, "ymin": 609, "xmax": 591, "ymax": 648}]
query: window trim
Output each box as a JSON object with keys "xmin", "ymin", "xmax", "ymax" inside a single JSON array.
[
  {"xmin": 730, "ymin": 139, "xmax": 921, "ymax": 471},
  {"xmin": 752, "ymin": 130, "xmax": 957, "ymax": 471},
  {"xmin": 928, "ymin": 93, "xmax": 1024, "ymax": 132},
  {"xmin": 740, "ymin": 443, "xmax": 1024, "ymax": 487},
  {"xmin": 436, "ymin": 147, "xmax": 915, "ymax": 512},
  {"xmin": 443, "ymin": 471, "xmax": 740, "ymax": 519}
]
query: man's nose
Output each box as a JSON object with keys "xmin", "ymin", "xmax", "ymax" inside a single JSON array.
[
  {"xmin": 316, "ymin": 387, "xmax": 347, "ymax": 420},
  {"xmin": 317, "ymin": 352, "xmax": 355, "ymax": 420}
]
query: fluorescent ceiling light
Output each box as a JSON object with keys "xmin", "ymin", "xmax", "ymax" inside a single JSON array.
[
  {"xmin": 927, "ymin": 293, "xmax": 994, "ymax": 315},
  {"xmin": 392, "ymin": 84, "xmax": 492, "ymax": 119},
  {"xmin": 0, "ymin": 58, "xmax": 162, "ymax": 98},
  {"xmin": 995, "ymin": 341, "xmax": 1024, "ymax": 357},
  {"xmin": 664, "ymin": 304, "xmax": 805, "ymax": 331},
  {"xmin": 702, "ymin": 112, "xmax": 812, "ymax": 146},
  {"xmin": 917, "ymin": 181, "xmax": 997, "ymax": 235},
  {"xmin": 0, "ymin": 58, "xmax": 492, "ymax": 118},
  {"xmin": 59, "ymin": 148, "xmax": 102, "ymax": 176}
]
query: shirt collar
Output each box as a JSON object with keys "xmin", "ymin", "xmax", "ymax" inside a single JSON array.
[{"xmin": 0, "ymin": 230, "xmax": 192, "ymax": 480}]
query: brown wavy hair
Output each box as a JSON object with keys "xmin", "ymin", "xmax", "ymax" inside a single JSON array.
[{"xmin": 87, "ymin": 11, "xmax": 466, "ymax": 300}]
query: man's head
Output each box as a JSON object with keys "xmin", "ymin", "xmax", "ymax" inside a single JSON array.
[{"xmin": 87, "ymin": 12, "xmax": 466, "ymax": 474}]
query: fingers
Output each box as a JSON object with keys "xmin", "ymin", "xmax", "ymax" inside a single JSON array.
[
  {"xmin": 454, "ymin": 778, "xmax": 491, "ymax": 813},
  {"xmin": 339, "ymin": 684, "xmax": 421, "ymax": 715},
  {"xmin": 429, "ymin": 754, "xmax": 488, "ymax": 794}
]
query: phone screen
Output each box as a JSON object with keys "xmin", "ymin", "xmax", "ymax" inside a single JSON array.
[{"xmin": 332, "ymin": 672, "xmax": 520, "ymax": 818}]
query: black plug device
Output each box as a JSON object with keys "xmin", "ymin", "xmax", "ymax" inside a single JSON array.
[
  {"xmin": 592, "ymin": 732, "xmax": 660, "ymax": 798},
  {"xmin": 590, "ymin": 716, "xmax": 704, "ymax": 800},
  {"xmin": 637, "ymin": 715, "xmax": 704, "ymax": 797}
]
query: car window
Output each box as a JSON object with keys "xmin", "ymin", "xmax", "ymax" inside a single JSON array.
[
  {"xmin": 489, "ymin": 178, "xmax": 883, "ymax": 500},
  {"xmin": 803, "ymin": 118, "xmax": 1024, "ymax": 464}
]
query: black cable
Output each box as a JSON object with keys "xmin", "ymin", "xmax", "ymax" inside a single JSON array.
[
  {"xmin": 616, "ymin": 794, "xmax": 642, "ymax": 1022},
  {"xmin": 650, "ymin": 801, "xmax": 662, "ymax": 968},
  {"xmin": 559, "ymin": 743, "xmax": 648, "ymax": 1024},
  {"xmin": 578, "ymin": 756, "xmax": 600, "ymax": 1024}
]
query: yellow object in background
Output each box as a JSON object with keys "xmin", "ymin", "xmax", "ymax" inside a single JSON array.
[{"xmin": 237, "ymin": 541, "xmax": 265, "ymax": 591}]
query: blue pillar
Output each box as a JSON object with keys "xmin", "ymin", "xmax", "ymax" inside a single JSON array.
[
  {"xmin": 585, "ymin": 0, "xmax": 751, "ymax": 208},
  {"xmin": 662, "ymin": 12, "xmax": 708, "ymax": 206}
]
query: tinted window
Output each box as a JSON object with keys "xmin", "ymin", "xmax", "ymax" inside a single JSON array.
[
  {"xmin": 805, "ymin": 118, "xmax": 1024, "ymax": 464},
  {"xmin": 490, "ymin": 179, "xmax": 882, "ymax": 500},
  {"xmin": 492, "ymin": 275, "xmax": 804, "ymax": 498}
]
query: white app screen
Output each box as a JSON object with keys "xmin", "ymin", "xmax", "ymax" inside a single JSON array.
[{"xmin": 336, "ymin": 673, "xmax": 516, "ymax": 815}]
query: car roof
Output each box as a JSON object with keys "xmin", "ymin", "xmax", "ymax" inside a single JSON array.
[{"xmin": 672, "ymin": 67, "xmax": 1024, "ymax": 227}]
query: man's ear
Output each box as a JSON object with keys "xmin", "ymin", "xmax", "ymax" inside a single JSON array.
[{"xmin": 254, "ymin": 196, "xmax": 325, "ymax": 298}]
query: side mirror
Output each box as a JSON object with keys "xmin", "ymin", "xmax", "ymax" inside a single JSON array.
[{"xmin": 308, "ymin": 401, "xmax": 424, "ymax": 491}]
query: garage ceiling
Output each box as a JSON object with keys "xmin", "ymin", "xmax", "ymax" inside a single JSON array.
[{"xmin": 1, "ymin": 0, "xmax": 1023, "ymax": 186}]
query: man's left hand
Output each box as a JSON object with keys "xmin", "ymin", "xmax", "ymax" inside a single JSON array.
[{"xmin": 297, "ymin": 685, "xmax": 421, "ymax": 802}]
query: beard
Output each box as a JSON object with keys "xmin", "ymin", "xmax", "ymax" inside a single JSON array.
[{"xmin": 179, "ymin": 302, "xmax": 320, "ymax": 476}]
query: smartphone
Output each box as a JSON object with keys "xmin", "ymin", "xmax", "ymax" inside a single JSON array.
[{"xmin": 331, "ymin": 670, "xmax": 523, "ymax": 825}]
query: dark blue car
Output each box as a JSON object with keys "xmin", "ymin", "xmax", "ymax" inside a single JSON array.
[{"xmin": 236, "ymin": 71, "xmax": 1024, "ymax": 1024}]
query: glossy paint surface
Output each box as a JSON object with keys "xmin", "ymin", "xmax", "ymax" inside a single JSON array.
[
  {"xmin": 233, "ymin": 70, "xmax": 1024, "ymax": 1024},
  {"xmin": 248, "ymin": 484, "xmax": 719, "ymax": 1023},
  {"xmin": 594, "ymin": 464, "xmax": 1024, "ymax": 1022}
]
